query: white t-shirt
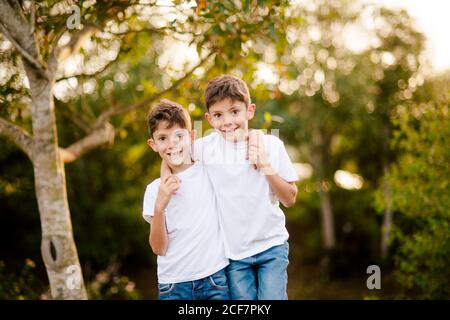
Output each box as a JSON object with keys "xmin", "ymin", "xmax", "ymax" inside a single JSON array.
[
  {"xmin": 142, "ymin": 162, "xmax": 229, "ymax": 284},
  {"xmin": 193, "ymin": 132, "xmax": 298, "ymax": 260}
]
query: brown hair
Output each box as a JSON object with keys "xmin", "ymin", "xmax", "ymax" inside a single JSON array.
[
  {"xmin": 147, "ymin": 99, "xmax": 191, "ymax": 137},
  {"xmin": 204, "ymin": 75, "xmax": 251, "ymax": 110}
]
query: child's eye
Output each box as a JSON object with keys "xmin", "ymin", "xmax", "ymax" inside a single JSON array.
[
  {"xmin": 214, "ymin": 114, "xmax": 221, "ymax": 119},
  {"xmin": 176, "ymin": 133, "xmax": 184, "ymax": 139},
  {"xmin": 231, "ymin": 110, "xmax": 239, "ymax": 115},
  {"xmin": 158, "ymin": 137, "xmax": 166, "ymax": 141}
]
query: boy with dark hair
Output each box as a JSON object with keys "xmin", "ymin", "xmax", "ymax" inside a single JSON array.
[
  {"xmin": 195, "ymin": 75, "xmax": 299, "ymax": 300},
  {"xmin": 142, "ymin": 99, "xmax": 229, "ymax": 300}
]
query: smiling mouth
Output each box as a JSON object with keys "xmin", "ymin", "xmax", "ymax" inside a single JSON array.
[
  {"xmin": 167, "ymin": 149, "xmax": 183, "ymax": 157},
  {"xmin": 221, "ymin": 127, "xmax": 238, "ymax": 134}
]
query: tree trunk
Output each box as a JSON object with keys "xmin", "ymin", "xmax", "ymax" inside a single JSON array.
[
  {"xmin": 380, "ymin": 122, "xmax": 392, "ymax": 259},
  {"xmin": 318, "ymin": 186, "xmax": 335, "ymax": 250},
  {"xmin": 25, "ymin": 65, "xmax": 87, "ymax": 299},
  {"xmin": 311, "ymin": 129, "xmax": 336, "ymax": 250},
  {"xmin": 380, "ymin": 165, "xmax": 392, "ymax": 259}
]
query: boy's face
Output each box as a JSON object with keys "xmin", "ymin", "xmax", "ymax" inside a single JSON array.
[
  {"xmin": 147, "ymin": 122, "xmax": 195, "ymax": 171},
  {"xmin": 205, "ymin": 98, "xmax": 256, "ymax": 142}
]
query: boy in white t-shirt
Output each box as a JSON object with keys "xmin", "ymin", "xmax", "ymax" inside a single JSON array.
[
  {"xmin": 142, "ymin": 99, "xmax": 229, "ymax": 300},
  {"xmin": 195, "ymin": 75, "xmax": 299, "ymax": 300}
]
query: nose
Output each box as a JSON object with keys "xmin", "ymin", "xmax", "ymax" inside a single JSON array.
[
  {"xmin": 223, "ymin": 114, "xmax": 233, "ymax": 127},
  {"xmin": 168, "ymin": 134, "xmax": 180, "ymax": 147}
]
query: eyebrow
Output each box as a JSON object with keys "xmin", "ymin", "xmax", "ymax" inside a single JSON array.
[{"xmin": 155, "ymin": 129, "xmax": 186, "ymax": 136}]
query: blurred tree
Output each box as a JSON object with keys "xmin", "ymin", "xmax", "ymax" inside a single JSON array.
[
  {"xmin": 238, "ymin": 0, "xmax": 427, "ymax": 276},
  {"xmin": 377, "ymin": 72, "xmax": 450, "ymax": 298},
  {"xmin": 260, "ymin": 0, "xmax": 373, "ymax": 259},
  {"xmin": 369, "ymin": 8, "xmax": 426, "ymax": 259},
  {"xmin": 0, "ymin": 0, "xmax": 289, "ymax": 299}
]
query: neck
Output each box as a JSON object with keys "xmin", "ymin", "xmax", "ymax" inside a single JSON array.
[
  {"xmin": 169, "ymin": 159, "xmax": 194, "ymax": 174},
  {"xmin": 219, "ymin": 129, "xmax": 249, "ymax": 143}
]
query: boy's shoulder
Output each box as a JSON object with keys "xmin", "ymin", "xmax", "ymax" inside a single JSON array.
[
  {"xmin": 144, "ymin": 177, "xmax": 162, "ymax": 198},
  {"xmin": 260, "ymin": 132, "xmax": 286, "ymax": 151},
  {"xmin": 195, "ymin": 131, "xmax": 220, "ymax": 145},
  {"xmin": 262, "ymin": 132, "xmax": 283, "ymax": 144}
]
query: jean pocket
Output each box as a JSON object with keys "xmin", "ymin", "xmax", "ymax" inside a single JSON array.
[
  {"xmin": 208, "ymin": 271, "xmax": 229, "ymax": 290},
  {"xmin": 158, "ymin": 283, "xmax": 175, "ymax": 295}
]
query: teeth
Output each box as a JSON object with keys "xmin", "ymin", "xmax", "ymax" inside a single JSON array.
[{"xmin": 168, "ymin": 150, "xmax": 182, "ymax": 156}]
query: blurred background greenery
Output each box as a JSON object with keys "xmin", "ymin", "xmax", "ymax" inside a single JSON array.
[{"xmin": 0, "ymin": 0, "xmax": 449, "ymax": 299}]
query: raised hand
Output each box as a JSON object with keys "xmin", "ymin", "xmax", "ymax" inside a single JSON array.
[
  {"xmin": 155, "ymin": 174, "xmax": 181, "ymax": 213},
  {"xmin": 247, "ymin": 130, "xmax": 275, "ymax": 175}
]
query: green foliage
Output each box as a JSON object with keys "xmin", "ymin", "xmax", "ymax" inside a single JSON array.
[
  {"xmin": 1, "ymin": 0, "xmax": 448, "ymax": 299},
  {"xmin": 0, "ymin": 259, "xmax": 47, "ymax": 299},
  {"xmin": 380, "ymin": 77, "xmax": 450, "ymax": 298}
]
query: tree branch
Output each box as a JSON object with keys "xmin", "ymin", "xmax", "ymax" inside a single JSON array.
[
  {"xmin": 0, "ymin": 23, "xmax": 47, "ymax": 77},
  {"xmin": 110, "ymin": 27, "xmax": 168, "ymax": 36},
  {"xmin": 109, "ymin": 26, "xmax": 197, "ymax": 37},
  {"xmin": 55, "ymin": 26, "xmax": 97, "ymax": 63},
  {"xmin": 0, "ymin": 117, "xmax": 34, "ymax": 161},
  {"xmin": 29, "ymin": 0, "xmax": 35, "ymax": 34},
  {"xmin": 59, "ymin": 123, "xmax": 115, "ymax": 163},
  {"xmin": 56, "ymin": 56, "xmax": 118, "ymax": 82},
  {"xmin": 94, "ymin": 50, "xmax": 215, "ymax": 127},
  {"xmin": 0, "ymin": 0, "xmax": 48, "ymax": 78}
]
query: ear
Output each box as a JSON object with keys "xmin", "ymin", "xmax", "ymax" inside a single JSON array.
[
  {"xmin": 247, "ymin": 103, "xmax": 256, "ymax": 120},
  {"xmin": 190, "ymin": 129, "xmax": 197, "ymax": 143},
  {"xmin": 147, "ymin": 138, "xmax": 158, "ymax": 152},
  {"xmin": 205, "ymin": 112, "xmax": 214, "ymax": 127}
]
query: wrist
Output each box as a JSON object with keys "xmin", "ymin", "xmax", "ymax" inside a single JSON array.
[
  {"xmin": 259, "ymin": 163, "xmax": 276, "ymax": 176},
  {"xmin": 154, "ymin": 203, "xmax": 167, "ymax": 215}
]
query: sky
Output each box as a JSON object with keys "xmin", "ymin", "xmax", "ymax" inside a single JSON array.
[{"xmin": 373, "ymin": 0, "xmax": 450, "ymax": 73}]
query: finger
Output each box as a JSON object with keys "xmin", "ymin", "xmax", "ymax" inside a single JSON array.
[
  {"xmin": 248, "ymin": 130, "xmax": 259, "ymax": 147},
  {"xmin": 164, "ymin": 174, "xmax": 174, "ymax": 184},
  {"xmin": 173, "ymin": 175, "xmax": 181, "ymax": 184},
  {"xmin": 170, "ymin": 184, "xmax": 180, "ymax": 194},
  {"xmin": 163, "ymin": 181, "xmax": 179, "ymax": 192},
  {"xmin": 165, "ymin": 175, "xmax": 179, "ymax": 184},
  {"xmin": 167, "ymin": 180, "xmax": 180, "ymax": 188}
]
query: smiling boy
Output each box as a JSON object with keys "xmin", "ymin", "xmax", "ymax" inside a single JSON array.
[
  {"xmin": 142, "ymin": 99, "xmax": 229, "ymax": 300},
  {"xmin": 193, "ymin": 75, "xmax": 299, "ymax": 300}
]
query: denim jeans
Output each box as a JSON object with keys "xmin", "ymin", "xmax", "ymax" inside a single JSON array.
[
  {"xmin": 226, "ymin": 242, "xmax": 289, "ymax": 300},
  {"xmin": 158, "ymin": 268, "xmax": 230, "ymax": 300}
]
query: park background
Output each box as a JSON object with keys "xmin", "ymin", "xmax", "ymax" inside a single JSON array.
[{"xmin": 0, "ymin": 0, "xmax": 449, "ymax": 299}]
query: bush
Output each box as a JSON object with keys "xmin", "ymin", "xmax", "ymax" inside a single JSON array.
[
  {"xmin": 0, "ymin": 259, "xmax": 47, "ymax": 299},
  {"xmin": 383, "ymin": 82, "xmax": 450, "ymax": 299}
]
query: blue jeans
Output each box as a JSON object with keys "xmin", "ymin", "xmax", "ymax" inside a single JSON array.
[
  {"xmin": 226, "ymin": 242, "xmax": 289, "ymax": 300},
  {"xmin": 158, "ymin": 268, "xmax": 230, "ymax": 300}
]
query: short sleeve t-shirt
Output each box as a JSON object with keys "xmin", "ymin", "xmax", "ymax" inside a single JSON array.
[
  {"xmin": 193, "ymin": 132, "xmax": 298, "ymax": 260},
  {"xmin": 143, "ymin": 162, "xmax": 229, "ymax": 283}
]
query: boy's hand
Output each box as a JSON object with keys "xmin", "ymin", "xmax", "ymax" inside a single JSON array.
[
  {"xmin": 248, "ymin": 130, "xmax": 276, "ymax": 175},
  {"xmin": 155, "ymin": 174, "xmax": 181, "ymax": 213}
]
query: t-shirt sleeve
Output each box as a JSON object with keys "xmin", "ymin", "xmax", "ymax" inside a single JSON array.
[
  {"xmin": 267, "ymin": 135, "xmax": 298, "ymax": 182},
  {"xmin": 142, "ymin": 183, "xmax": 158, "ymax": 223},
  {"xmin": 277, "ymin": 141, "xmax": 298, "ymax": 182}
]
